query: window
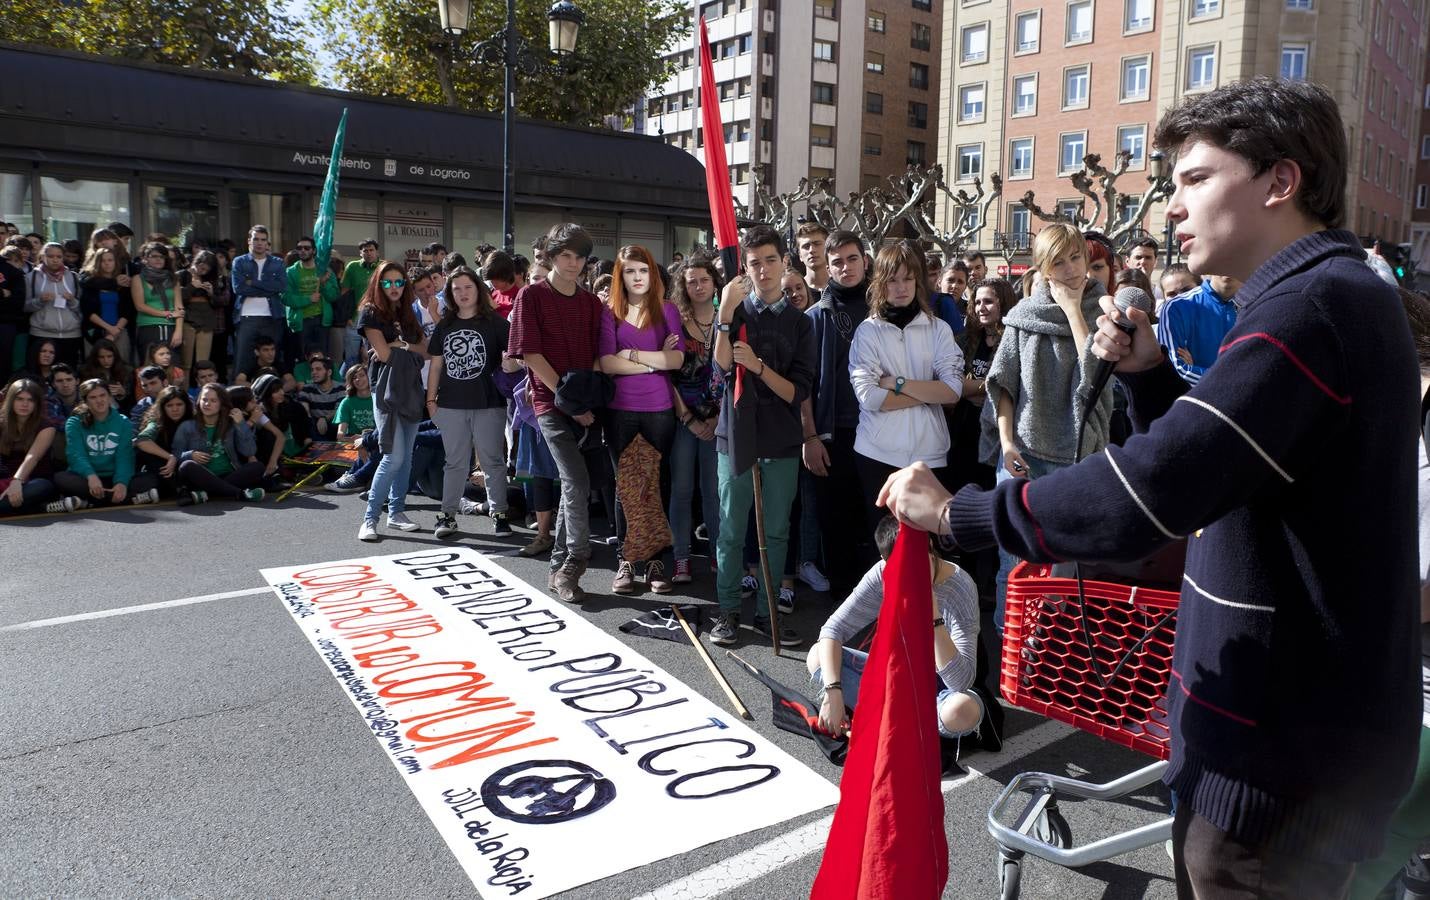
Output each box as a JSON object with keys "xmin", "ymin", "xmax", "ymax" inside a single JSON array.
[
  {"xmin": 738, "ymin": 35, "xmax": 752, "ymax": 53},
  {"xmin": 1191, "ymin": 0, "xmax": 1219, "ymax": 16},
  {"xmin": 1187, "ymin": 46, "xmax": 1216, "ymax": 90},
  {"xmin": 867, "ymin": 11, "xmax": 886, "ymax": 31},
  {"xmin": 718, "ymin": 81, "xmax": 735, "ymax": 101},
  {"xmin": 958, "ymin": 84, "xmax": 985, "ymax": 121},
  {"xmin": 1122, "ymin": 55, "xmax": 1150, "ymax": 100},
  {"xmin": 1057, "ymin": 200, "xmax": 1085, "ymax": 221},
  {"xmin": 1009, "ymin": 138, "xmax": 1034, "ymax": 177},
  {"xmin": 1363, "ymin": 136, "xmax": 1373, "ymax": 178},
  {"xmin": 810, "ymin": 167, "xmax": 835, "ymax": 181},
  {"xmin": 864, "ymin": 133, "xmax": 883, "ymax": 156},
  {"xmin": 1116, "ymin": 196, "xmax": 1138, "ymax": 225},
  {"xmin": 147, "ymin": 185, "xmax": 221, "ymax": 249},
  {"xmin": 1125, "ymin": 0, "xmax": 1153, "ymax": 30},
  {"xmin": 40, "ymin": 176, "xmax": 131, "ymax": 244},
  {"xmin": 813, "ymin": 82, "xmax": 835, "ymax": 104},
  {"xmin": 909, "ymin": 100, "xmax": 930, "ymax": 128},
  {"xmin": 961, "ymin": 24, "xmax": 989, "ymax": 62},
  {"xmin": 911, "ymin": 23, "xmax": 932, "ymax": 50},
  {"xmin": 1417, "ymin": 184, "xmax": 1428, "ymax": 210},
  {"xmin": 908, "ymin": 141, "xmax": 929, "ymax": 166},
  {"xmin": 1286, "ymin": 0, "xmax": 1312, "ymax": 7},
  {"xmin": 1375, "ymin": 144, "xmax": 1383, "ymax": 185},
  {"xmin": 910, "ymin": 63, "xmax": 930, "ymax": 89},
  {"xmin": 814, "ymin": 0, "xmax": 836, "ymax": 18},
  {"xmin": 814, "ymin": 40, "xmax": 835, "ymax": 61},
  {"xmin": 1393, "ymin": 87, "xmax": 1401, "ymax": 128},
  {"xmin": 1063, "ymin": 64, "xmax": 1090, "ymax": 108},
  {"xmin": 701, "ymin": 1, "xmax": 720, "ymax": 20},
  {"xmin": 912, "ymin": 0, "xmax": 932, "ymax": 9},
  {"xmin": 1067, "ymin": 0, "xmax": 1094, "ymax": 43},
  {"xmin": 957, "ymin": 144, "xmax": 983, "ymax": 180},
  {"xmin": 1353, "ymin": 50, "xmax": 1361, "ymax": 96},
  {"xmin": 1421, "ymin": 135, "xmax": 1430, "ymax": 159},
  {"xmin": 1008, "ymin": 205, "xmax": 1031, "ymax": 240},
  {"xmin": 1280, "ymin": 43, "xmax": 1308, "ymax": 81},
  {"xmin": 866, "ymin": 51, "xmax": 885, "ymax": 74},
  {"xmin": 810, "ymin": 125, "xmax": 834, "ymax": 147},
  {"xmin": 866, "ymin": 91, "xmax": 884, "ymax": 114},
  {"xmin": 1060, "ymin": 131, "xmax": 1088, "ymax": 173},
  {"xmin": 1118, "ymin": 124, "xmax": 1147, "ymax": 167},
  {"xmin": 723, "ymin": 121, "xmax": 750, "ymax": 142},
  {"xmin": 1013, "ymin": 74, "xmax": 1038, "ymax": 115},
  {"xmin": 1015, "ymin": 11, "xmax": 1041, "ymax": 52}
]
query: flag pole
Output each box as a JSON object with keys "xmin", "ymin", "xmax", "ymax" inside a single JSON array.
[
  {"xmin": 750, "ymin": 460, "xmax": 782, "ymax": 655},
  {"xmin": 672, "ymin": 605, "xmax": 752, "ymax": 719}
]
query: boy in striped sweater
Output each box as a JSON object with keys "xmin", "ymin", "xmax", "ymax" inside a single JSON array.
[{"xmin": 882, "ymin": 77, "xmax": 1420, "ymax": 897}]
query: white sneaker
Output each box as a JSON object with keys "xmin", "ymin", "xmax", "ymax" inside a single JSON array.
[
  {"xmin": 797, "ymin": 561, "xmax": 831, "ymax": 592},
  {"xmin": 130, "ymin": 488, "xmax": 160, "ymax": 505},
  {"xmin": 386, "ymin": 511, "xmax": 420, "ymax": 532},
  {"xmin": 358, "ymin": 519, "xmax": 380, "ymax": 542},
  {"xmin": 459, "ymin": 497, "xmax": 485, "ymax": 516}
]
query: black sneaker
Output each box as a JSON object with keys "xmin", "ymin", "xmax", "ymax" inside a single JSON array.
[
  {"xmin": 434, "ymin": 513, "xmax": 459, "ymax": 539},
  {"xmin": 491, "ymin": 513, "xmax": 513, "ymax": 537},
  {"xmin": 777, "ymin": 586, "xmax": 795, "ymax": 615},
  {"xmin": 178, "ymin": 490, "xmax": 209, "ymax": 507},
  {"xmin": 739, "ymin": 574, "xmax": 758, "ymax": 599},
  {"xmin": 752, "ymin": 616, "xmax": 803, "ymax": 649},
  {"xmin": 710, "ymin": 613, "xmax": 740, "ymax": 646}
]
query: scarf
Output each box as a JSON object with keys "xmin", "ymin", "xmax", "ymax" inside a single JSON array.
[
  {"xmin": 141, "ymin": 266, "xmax": 174, "ymax": 311},
  {"xmin": 883, "ymin": 301, "xmax": 920, "ymax": 329}
]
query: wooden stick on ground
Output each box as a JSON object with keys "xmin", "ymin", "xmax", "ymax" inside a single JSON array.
[
  {"xmin": 750, "ymin": 461, "xmax": 782, "ymax": 655},
  {"xmin": 672, "ymin": 605, "xmax": 752, "ymax": 720}
]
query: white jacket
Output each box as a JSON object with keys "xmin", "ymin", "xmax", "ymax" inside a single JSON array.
[{"xmin": 848, "ymin": 310, "xmax": 964, "ymax": 468}]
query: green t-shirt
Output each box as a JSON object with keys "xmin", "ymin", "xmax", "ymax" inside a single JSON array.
[
  {"xmin": 342, "ymin": 260, "xmax": 377, "ymax": 301},
  {"xmin": 333, "ymin": 395, "xmax": 375, "ymax": 434},
  {"xmin": 295, "ymin": 265, "xmax": 321, "ymax": 319},
  {"xmin": 205, "ymin": 425, "xmax": 233, "ymax": 476}
]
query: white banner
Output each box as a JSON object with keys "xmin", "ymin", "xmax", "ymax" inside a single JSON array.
[{"xmin": 262, "ymin": 548, "xmax": 839, "ymax": 899}]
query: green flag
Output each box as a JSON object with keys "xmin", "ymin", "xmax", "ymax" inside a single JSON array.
[{"xmin": 313, "ymin": 108, "xmax": 348, "ymax": 273}]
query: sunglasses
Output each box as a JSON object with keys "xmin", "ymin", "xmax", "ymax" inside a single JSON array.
[
  {"xmin": 380, "ymin": 278, "xmax": 406, "ymax": 289},
  {"xmin": 297, "ymin": 246, "xmax": 315, "ymax": 252}
]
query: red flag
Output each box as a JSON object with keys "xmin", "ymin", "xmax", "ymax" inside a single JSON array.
[
  {"xmin": 811, "ymin": 525, "xmax": 948, "ymax": 900},
  {"xmin": 698, "ymin": 18, "xmax": 740, "ymax": 277}
]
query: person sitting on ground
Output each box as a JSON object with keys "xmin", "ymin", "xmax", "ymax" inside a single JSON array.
[
  {"xmin": 53, "ymin": 377, "xmax": 160, "ymax": 509},
  {"xmin": 80, "ymin": 339, "xmax": 133, "ymax": 411},
  {"xmin": 326, "ymin": 364, "xmax": 375, "ymax": 493},
  {"xmin": 298, "ymin": 355, "xmax": 344, "ymax": 440},
  {"xmin": 0, "ymin": 379, "xmax": 60, "ymax": 515},
  {"xmin": 45, "ymin": 363, "xmax": 79, "ymax": 422},
  {"xmin": 172, "ymin": 382, "xmax": 266, "ymax": 505},
  {"xmin": 127, "ymin": 365, "xmax": 168, "ymax": 426},
  {"xmin": 240, "ymin": 335, "xmax": 278, "ymax": 384},
  {"xmin": 808, "ymin": 515, "xmax": 983, "ymax": 743},
  {"xmin": 251, "ymin": 372, "xmax": 311, "ymax": 475},
  {"xmin": 189, "ymin": 360, "xmax": 219, "ymax": 400},
  {"xmin": 138, "ymin": 342, "xmax": 184, "ymax": 395},
  {"xmin": 226, "ymin": 384, "xmax": 285, "ymax": 485},
  {"xmin": 132, "ymin": 385, "xmax": 192, "ymax": 496}
]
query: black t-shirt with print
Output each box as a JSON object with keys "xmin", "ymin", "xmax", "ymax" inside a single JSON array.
[{"xmin": 429, "ymin": 313, "xmax": 510, "ymax": 410}]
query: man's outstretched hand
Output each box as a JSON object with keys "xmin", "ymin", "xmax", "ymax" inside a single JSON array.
[{"xmin": 877, "ymin": 461, "xmax": 955, "ymax": 536}]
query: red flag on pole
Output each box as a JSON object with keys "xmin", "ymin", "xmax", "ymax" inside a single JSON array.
[
  {"xmin": 698, "ymin": 17, "xmax": 740, "ymax": 277},
  {"xmin": 810, "ymin": 525, "xmax": 948, "ymax": 900}
]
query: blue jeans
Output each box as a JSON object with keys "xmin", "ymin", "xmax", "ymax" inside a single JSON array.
[
  {"xmin": 365, "ymin": 414, "xmax": 419, "ymax": 522},
  {"xmin": 994, "ymin": 452, "xmax": 1066, "ymax": 631},
  {"xmin": 0, "ymin": 477, "xmax": 56, "ymax": 513},
  {"xmin": 668, "ymin": 424, "xmax": 719, "ymax": 560},
  {"xmin": 813, "ymin": 645, "xmax": 984, "ymax": 740}
]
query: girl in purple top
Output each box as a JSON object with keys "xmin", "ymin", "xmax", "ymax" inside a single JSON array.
[{"xmin": 597, "ymin": 245, "xmax": 684, "ymax": 595}]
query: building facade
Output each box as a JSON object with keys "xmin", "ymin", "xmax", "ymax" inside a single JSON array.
[
  {"xmin": 936, "ymin": 0, "xmax": 1429, "ymax": 265},
  {"xmin": 1411, "ymin": 44, "xmax": 1430, "ymax": 282},
  {"xmin": 640, "ymin": 0, "xmax": 942, "ymax": 212}
]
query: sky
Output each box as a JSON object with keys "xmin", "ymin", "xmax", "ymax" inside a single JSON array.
[{"xmin": 280, "ymin": 0, "xmax": 338, "ymax": 84}]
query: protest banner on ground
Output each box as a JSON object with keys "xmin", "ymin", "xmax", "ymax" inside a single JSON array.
[{"xmin": 262, "ymin": 548, "xmax": 839, "ymax": 899}]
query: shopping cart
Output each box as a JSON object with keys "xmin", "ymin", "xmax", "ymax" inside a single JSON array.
[{"xmin": 986, "ymin": 561, "xmax": 1181, "ymax": 900}]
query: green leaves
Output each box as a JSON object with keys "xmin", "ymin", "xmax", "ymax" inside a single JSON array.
[
  {"xmin": 309, "ymin": 0, "xmax": 690, "ymax": 125},
  {"xmin": 8, "ymin": 0, "xmax": 316, "ymax": 82}
]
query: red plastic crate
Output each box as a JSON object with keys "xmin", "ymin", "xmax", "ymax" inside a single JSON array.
[{"xmin": 1001, "ymin": 561, "xmax": 1181, "ymax": 760}]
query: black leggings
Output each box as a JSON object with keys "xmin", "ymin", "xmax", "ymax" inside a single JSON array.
[
  {"xmin": 177, "ymin": 459, "xmax": 265, "ymax": 498},
  {"xmin": 53, "ymin": 470, "xmax": 158, "ymax": 503}
]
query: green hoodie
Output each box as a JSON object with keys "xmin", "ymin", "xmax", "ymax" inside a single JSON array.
[
  {"xmin": 284, "ymin": 260, "xmax": 340, "ymax": 332},
  {"xmin": 65, "ymin": 410, "xmax": 135, "ymax": 485}
]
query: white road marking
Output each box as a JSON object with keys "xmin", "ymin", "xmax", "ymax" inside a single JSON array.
[
  {"xmin": 631, "ymin": 718, "xmax": 1067, "ymax": 900},
  {"xmin": 0, "ymin": 587, "xmax": 270, "ymax": 633}
]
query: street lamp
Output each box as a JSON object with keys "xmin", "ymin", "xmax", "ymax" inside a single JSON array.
[
  {"xmin": 437, "ymin": 0, "xmax": 585, "ymax": 253},
  {"xmin": 1149, "ymin": 150, "xmax": 1174, "ymax": 268}
]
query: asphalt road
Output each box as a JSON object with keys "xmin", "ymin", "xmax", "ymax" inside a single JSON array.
[{"xmin": 0, "ymin": 492, "xmax": 1177, "ymax": 899}]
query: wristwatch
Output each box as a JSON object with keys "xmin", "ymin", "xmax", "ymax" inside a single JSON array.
[
  {"xmin": 717, "ymin": 323, "xmax": 733, "ymax": 333},
  {"xmin": 893, "ymin": 376, "xmax": 907, "ymax": 395}
]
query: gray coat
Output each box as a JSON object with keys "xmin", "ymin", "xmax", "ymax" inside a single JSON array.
[{"xmin": 983, "ymin": 278, "xmax": 1112, "ymax": 466}]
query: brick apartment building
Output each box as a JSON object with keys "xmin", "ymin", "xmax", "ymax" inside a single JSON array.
[
  {"xmin": 1411, "ymin": 50, "xmax": 1430, "ymax": 282},
  {"xmin": 936, "ymin": 0, "xmax": 1429, "ymax": 267}
]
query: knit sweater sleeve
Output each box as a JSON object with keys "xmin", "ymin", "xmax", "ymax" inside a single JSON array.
[
  {"xmin": 983, "ymin": 325, "xmax": 1021, "ymax": 407},
  {"xmin": 935, "ymin": 566, "xmax": 980, "ymax": 692},
  {"xmin": 947, "ymin": 292, "xmax": 1348, "ymax": 561}
]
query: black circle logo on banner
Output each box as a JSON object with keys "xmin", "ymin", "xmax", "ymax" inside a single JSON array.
[{"xmin": 479, "ymin": 760, "xmax": 616, "ymax": 824}]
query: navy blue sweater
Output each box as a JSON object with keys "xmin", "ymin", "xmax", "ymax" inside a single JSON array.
[{"xmin": 948, "ymin": 230, "xmax": 1420, "ymax": 861}]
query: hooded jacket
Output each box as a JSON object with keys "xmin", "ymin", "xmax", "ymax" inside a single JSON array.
[
  {"xmin": 372, "ymin": 346, "xmax": 424, "ymax": 452},
  {"xmin": 983, "ymin": 277, "xmax": 1111, "ymax": 466}
]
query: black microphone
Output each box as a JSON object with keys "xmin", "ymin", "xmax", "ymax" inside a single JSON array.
[{"xmin": 1083, "ymin": 285, "xmax": 1156, "ymax": 423}]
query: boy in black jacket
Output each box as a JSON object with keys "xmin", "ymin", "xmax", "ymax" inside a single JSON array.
[{"xmin": 882, "ymin": 77, "xmax": 1420, "ymax": 897}]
